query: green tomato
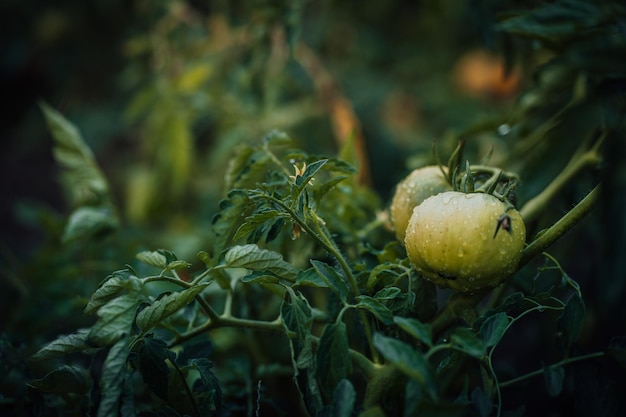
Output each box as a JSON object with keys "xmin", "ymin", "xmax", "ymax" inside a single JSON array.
[
  {"xmin": 390, "ymin": 166, "xmax": 451, "ymax": 241},
  {"xmin": 405, "ymin": 191, "xmax": 526, "ymax": 293}
]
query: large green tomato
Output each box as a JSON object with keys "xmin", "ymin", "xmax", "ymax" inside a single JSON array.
[
  {"xmin": 390, "ymin": 166, "xmax": 451, "ymax": 241},
  {"xmin": 405, "ymin": 191, "xmax": 526, "ymax": 293}
]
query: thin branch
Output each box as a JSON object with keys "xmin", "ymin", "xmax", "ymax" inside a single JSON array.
[{"xmin": 499, "ymin": 351, "xmax": 605, "ymax": 388}]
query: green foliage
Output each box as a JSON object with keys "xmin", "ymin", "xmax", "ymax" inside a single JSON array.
[{"xmin": 3, "ymin": 0, "xmax": 625, "ymax": 416}]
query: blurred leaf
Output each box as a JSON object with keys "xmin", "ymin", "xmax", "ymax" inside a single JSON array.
[
  {"xmin": 471, "ymin": 387, "xmax": 494, "ymax": 417},
  {"xmin": 62, "ymin": 205, "xmax": 118, "ymax": 242},
  {"xmin": 450, "ymin": 327, "xmax": 485, "ymax": 359},
  {"xmin": 394, "ymin": 316, "xmax": 433, "ymax": 348},
  {"xmin": 88, "ymin": 292, "xmax": 140, "ymax": 346},
  {"xmin": 311, "ymin": 260, "xmax": 350, "ymax": 304},
  {"xmin": 329, "ymin": 379, "xmax": 356, "ymax": 417},
  {"xmin": 30, "ymin": 329, "xmax": 91, "ymax": 361},
  {"xmin": 224, "ymin": 244, "xmax": 297, "ymax": 280},
  {"xmin": 606, "ymin": 336, "xmax": 626, "ymax": 370},
  {"xmin": 98, "ymin": 337, "xmax": 131, "ymax": 417},
  {"xmin": 136, "ymin": 250, "xmax": 168, "ymax": 268},
  {"xmin": 197, "ymin": 250, "xmax": 213, "ymax": 268},
  {"xmin": 354, "ymin": 295, "xmax": 394, "ymax": 325},
  {"xmin": 542, "ymin": 363, "xmax": 565, "ymax": 397},
  {"xmin": 136, "ymin": 284, "xmax": 209, "ymax": 332},
  {"xmin": 316, "ymin": 321, "xmax": 353, "ymax": 397},
  {"xmin": 29, "ymin": 365, "xmax": 91, "ymax": 394},
  {"xmin": 135, "ymin": 337, "xmax": 174, "ymax": 400},
  {"xmin": 40, "ymin": 101, "xmax": 111, "ymax": 207},
  {"xmin": 373, "ymin": 333, "xmax": 437, "ymax": 399},
  {"xmin": 556, "ymin": 293, "xmax": 585, "ymax": 354},
  {"xmin": 497, "ymin": 0, "xmax": 605, "ymax": 48},
  {"xmin": 480, "ymin": 312, "xmax": 510, "ymax": 348}
]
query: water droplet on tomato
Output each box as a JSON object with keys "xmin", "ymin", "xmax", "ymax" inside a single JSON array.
[{"xmin": 457, "ymin": 247, "xmax": 464, "ymax": 257}]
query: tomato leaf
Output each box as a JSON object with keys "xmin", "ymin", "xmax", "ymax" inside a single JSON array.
[
  {"xmin": 40, "ymin": 102, "xmax": 111, "ymax": 207},
  {"xmin": 234, "ymin": 209, "xmax": 282, "ymax": 242},
  {"xmin": 316, "ymin": 321, "xmax": 353, "ymax": 397},
  {"xmin": 136, "ymin": 250, "xmax": 168, "ymax": 268},
  {"xmin": 281, "ymin": 289, "xmax": 313, "ymax": 352},
  {"xmin": 224, "ymin": 244, "xmax": 297, "ymax": 280},
  {"xmin": 450, "ymin": 327, "xmax": 485, "ymax": 359},
  {"xmin": 311, "ymin": 260, "xmax": 350, "ymax": 304},
  {"xmin": 373, "ymin": 333, "xmax": 438, "ymax": 399},
  {"xmin": 295, "ymin": 267, "xmax": 329, "ymax": 288},
  {"xmin": 188, "ymin": 358, "xmax": 222, "ymax": 416},
  {"xmin": 374, "ymin": 286, "xmax": 402, "ymax": 300},
  {"xmin": 480, "ymin": 312, "xmax": 510, "ymax": 348},
  {"xmin": 29, "ymin": 365, "xmax": 91, "ymax": 394},
  {"xmin": 88, "ymin": 292, "xmax": 140, "ymax": 346},
  {"xmin": 556, "ymin": 293, "xmax": 585, "ymax": 354},
  {"xmin": 354, "ymin": 295, "xmax": 394, "ymax": 325},
  {"xmin": 328, "ymin": 379, "xmax": 356, "ymax": 417},
  {"xmin": 97, "ymin": 337, "xmax": 131, "ymax": 417},
  {"xmin": 30, "ymin": 329, "xmax": 92, "ymax": 361},
  {"xmin": 240, "ymin": 271, "xmax": 281, "ymax": 284},
  {"xmin": 394, "ymin": 316, "xmax": 433, "ymax": 348},
  {"xmin": 295, "ymin": 159, "xmax": 328, "ymax": 188},
  {"xmin": 134, "ymin": 337, "xmax": 174, "ymax": 400},
  {"xmin": 85, "ymin": 270, "xmax": 141, "ymax": 315},
  {"xmin": 62, "ymin": 205, "xmax": 118, "ymax": 242},
  {"xmin": 136, "ymin": 284, "xmax": 209, "ymax": 332}
]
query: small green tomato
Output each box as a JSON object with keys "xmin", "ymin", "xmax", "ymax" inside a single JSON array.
[
  {"xmin": 404, "ymin": 191, "xmax": 526, "ymax": 293},
  {"xmin": 390, "ymin": 166, "xmax": 451, "ymax": 241}
]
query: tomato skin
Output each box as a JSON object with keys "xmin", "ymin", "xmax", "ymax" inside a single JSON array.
[
  {"xmin": 390, "ymin": 166, "xmax": 451, "ymax": 241},
  {"xmin": 405, "ymin": 191, "xmax": 526, "ymax": 293}
]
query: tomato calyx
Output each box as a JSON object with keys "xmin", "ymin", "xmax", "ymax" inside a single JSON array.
[{"xmin": 438, "ymin": 140, "xmax": 520, "ymax": 205}]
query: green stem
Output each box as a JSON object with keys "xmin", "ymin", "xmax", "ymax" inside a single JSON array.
[
  {"xmin": 169, "ymin": 316, "xmax": 284, "ymax": 347},
  {"xmin": 519, "ymin": 184, "xmax": 600, "ymax": 267},
  {"xmin": 499, "ymin": 351, "xmax": 604, "ymax": 389},
  {"xmin": 362, "ymin": 363, "xmax": 398, "ymax": 409},
  {"xmin": 519, "ymin": 148, "xmax": 601, "ymax": 223}
]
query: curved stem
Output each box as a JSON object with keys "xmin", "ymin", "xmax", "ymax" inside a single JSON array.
[
  {"xmin": 519, "ymin": 184, "xmax": 600, "ymax": 267},
  {"xmin": 520, "ymin": 149, "xmax": 601, "ymax": 223},
  {"xmin": 499, "ymin": 351, "xmax": 604, "ymax": 389}
]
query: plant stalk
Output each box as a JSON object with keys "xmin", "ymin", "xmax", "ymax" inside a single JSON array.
[{"xmin": 519, "ymin": 184, "xmax": 600, "ymax": 267}]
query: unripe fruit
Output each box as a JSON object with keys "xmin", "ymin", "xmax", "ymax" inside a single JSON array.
[
  {"xmin": 405, "ymin": 191, "xmax": 526, "ymax": 293},
  {"xmin": 390, "ymin": 166, "xmax": 451, "ymax": 241}
]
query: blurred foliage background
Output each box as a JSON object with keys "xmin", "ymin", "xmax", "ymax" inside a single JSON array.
[{"xmin": 1, "ymin": 0, "xmax": 625, "ymax": 415}]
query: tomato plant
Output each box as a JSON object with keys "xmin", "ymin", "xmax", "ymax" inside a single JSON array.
[{"xmin": 2, "ymin": 1, "xmax": 626, "ymax": 417}]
